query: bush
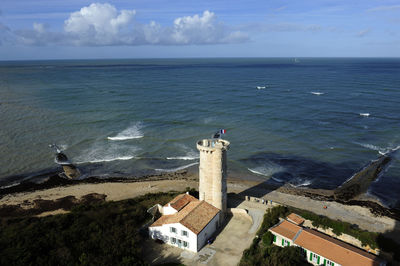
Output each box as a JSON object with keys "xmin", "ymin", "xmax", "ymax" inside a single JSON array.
[
  {"xmin": 262, "ymin": 231, "xmax": 274, "ymax": 246},
  {"xmin": 265, "ymin": 246, "xmax": 309, "ymax": 266},
  {"xmin": 293, "ymin": 208, "xmax": 380, "ymax": 249},
  {"xmin": 240, "ymin": 206, "xmax": 308, "ymax": 266},
  {"xmin": 0, "ymin": 191, "xmax": 181, "ymax": 266}
]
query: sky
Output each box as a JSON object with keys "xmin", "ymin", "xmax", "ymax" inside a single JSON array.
[{"xmin": 0, "ymin": 0, "xmax": 399, "ymax": 60}]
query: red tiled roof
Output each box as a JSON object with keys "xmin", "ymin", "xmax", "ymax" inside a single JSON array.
[
  {"xmin": 286, "ymin": 213, "xmax": 305, "ymax": 225},
  {"xmin": 294, "ymin": 228, "xmax": 380, "ymax": 266},
  {"xmin": 151, "ymin": 194, "xmax": 220, "ymax": 235},
  {"xmin": 180, "ymin": 201, "xmax": 220, "ymax": 234},
  {"xmin": 164, "ymin": 193, "xmax": 198, "ymax": 211},
  {"xmin": 269, "ymin": 220, "xmax": 302, "ymax": 240}
]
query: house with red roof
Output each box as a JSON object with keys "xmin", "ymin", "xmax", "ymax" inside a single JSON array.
[
  {"xmin": 268, "ymin": 213, "xmax": 385, "ymax": 266},
  {"xmin": 148, "ymin": 193, "xmax": 221, "ymax": 252}
]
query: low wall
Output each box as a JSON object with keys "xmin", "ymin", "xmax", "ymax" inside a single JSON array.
[
  {"xmin": 244, "ymin": 195, "xmax": 282, "ymax": 207},
  {"xmin": 303, "ymin": 220, "xmax": 380, "ymax": 255},
  {"xmin": 227, "ymin": 208, "xmax": 253, "ymax": 222}
]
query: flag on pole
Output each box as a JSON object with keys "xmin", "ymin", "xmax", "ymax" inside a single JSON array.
[{"xmin": 213, "ymin": 129, "xmax": 226, "ymax": 138}]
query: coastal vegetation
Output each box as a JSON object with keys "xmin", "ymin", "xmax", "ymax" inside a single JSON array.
[
  {"xmin": 292, "ymin": 208, "xmax": 400, "ymax": 260},
  {"xmin": 240, "ymin": 205, "xmax": 400, "ymax": 265},
  {"xmin": 0, "ymin": 191, "xmax": 181, "ymax": 266},
  {"xmin": 239, "ymin": 206, "xmax": 310, "ymax": 266}
]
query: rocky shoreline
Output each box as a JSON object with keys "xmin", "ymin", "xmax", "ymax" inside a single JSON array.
[
  {"xmin": 1, "ymin": 169, "xmax": 399, "ymax": 222},
  {"xmin": 0, "ymin": 170, "xmax": 191, "ymax": 199}
]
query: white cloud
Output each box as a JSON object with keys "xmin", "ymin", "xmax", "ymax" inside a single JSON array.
[
  {"xmin": 356, "ymin": 29, "xmax": 371, "ymax": 37},
  {"xmin": 64, "ymin": 3, "xmax": 136, "ymax": 45},
  {"xmin": 367, "ymin": 5, "xmax": 400, "ymax": 12},
  {"xmin": 274, "ymin": 6, "xmax": 287, "ymax": 12},
  {"xmin": 240, "ymin": 22, "xmax": 322, "ymax": 33},
  {"xmin": 143, "ymin": 10, "xmax": 247, "ymax": 45},
  {"xmin": 33, "ymin": 22, "xmax": 46, "ymax": 34},
  {"xmin": 3, "ymin": 3, "xmax": 247, "ymax": 46}
]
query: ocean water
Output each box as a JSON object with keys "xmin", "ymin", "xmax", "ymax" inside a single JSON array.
[{"xmin": 0, "ymin": 58, "xmax": 399, "ymax": 205}]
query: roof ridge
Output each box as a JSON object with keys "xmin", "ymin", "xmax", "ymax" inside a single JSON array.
[
  {"xmin": 293, "ymin": 228, "xmax": 303, "ymax": 241},
  {"xmin": 178, "ymin": 200, "xmax": 203, "ymax": 223},
  {"xmin": 300, "ymin": 229, "xmax": 376, "ymax": 261}
]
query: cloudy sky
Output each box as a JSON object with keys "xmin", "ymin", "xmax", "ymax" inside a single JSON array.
[{"xmin": 0, "ymin": 0, "xmax": 399, "ymax": 60}]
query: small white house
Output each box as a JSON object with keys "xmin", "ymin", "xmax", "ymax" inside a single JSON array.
[{"xmin": 149, "ymin": 193, "xmax": 220, "ymax": 252}]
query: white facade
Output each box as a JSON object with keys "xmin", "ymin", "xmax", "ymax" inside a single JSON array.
[
  {"xmin": 196, "ymin": 212, "xmax": 220, "ymax": 251},
  {"xmin": 149, "ymin": 222, "xmax": 198, "ymax": 252},
  {"xmin": 273, "ymin": 234, "xmax": 294, "ymax": 248},
  {"xmin": 271, "ymin": 232, "xmax": 341, "ymax": 265},
  {"xmin": 162, "ymin": 204, "xmax": 178, "ymax": 215},
  {"xmin": 149, "ymin": 212, "xmax": 220, "ymax": 252}
]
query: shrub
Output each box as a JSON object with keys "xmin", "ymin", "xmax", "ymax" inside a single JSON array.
[
  {"xmin": 262, "ymin": 231, "xmax": 274, "ymax": 246},
  {"xmin": 0, "ymin": 191, "xmax": 180, "ymax": 266}
]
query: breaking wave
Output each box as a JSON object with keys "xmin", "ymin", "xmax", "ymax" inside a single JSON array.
[
  {"xmin": 271, "ymin": 177, "xmax": 284, "ymax": 183},
  {"xmin": 359, "ymin": 113, "xmax": 370, "ymax": 117},
  {"xmin": 166, "ymin": 156, "xmax": 199, "ymax": 160},
  {"xmin": 155, "ymin": 162, "xmax": 199, "ymax": 173},
  {"xmin": 355, "ymin": 142, "xmax": 400, "ymax": 155},
  {"xmin": 311, "ymin": 91, "xmax": 324, "ymax": 95},
  {"xmin": 108, "ymin": 122, "xmax": 144, "ymax": 140},
  {"xmin": 0, "ymin": 182, "xmax": 21, "ymax": 189},
  {"xmin": 81, "ymin": 156, "xmax": 134, "ymax": 163},
  {"xmin": 76, "ymin": 142, "xmax": 139, "ymax": 164},
  {"xmin": 167, "ymin": 144, "xmax": 199, "ymax": 160},
  {"xmin": 289, "ymin": 178, "xmax": 312, "ymax": 188},
  {"xmin": 247, "ymin": 163, "xmax": 285, "ymax": 177}
]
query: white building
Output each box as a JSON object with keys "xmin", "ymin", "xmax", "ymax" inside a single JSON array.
[
  {"xmin": 268, "ymin": 214, "xmax": 385, "ymax": 266},
  {"xmin": 149, "ymin": 193, "xmax": 221, "ymax": 252}
]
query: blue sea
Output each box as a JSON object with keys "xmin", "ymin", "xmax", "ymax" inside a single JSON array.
[{"xmin": 0, "ymin": 58, "xmax": 399, "ymax": 206}]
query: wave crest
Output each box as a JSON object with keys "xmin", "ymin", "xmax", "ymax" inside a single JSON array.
[
  {"xmin": 248, "ymin": 163, "xmax": 285, "ymax": 177},
  {"xmin": 311, "ymin": 91, "xmax": 324, "ymax": 95},
  {"xmin": 155, "ymin": 162, "xmax": 199, "ymax": 173},
  {"xmin": 108, "ymin": 123, "xmax": 144, "ymax": 140}
]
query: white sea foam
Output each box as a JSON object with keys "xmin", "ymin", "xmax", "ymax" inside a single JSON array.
[
  {"xmin": 289, "ymin": 178, "xmax": 312, "ymax": 188},
  {"xmin": 83, "ymin": 156, "xmax": 134, "ymax": 163},
  {"xmin": 311, "ymin": 91, "xmax": 324, "ymax": 95},
  {"xmin": 155, "ymin": 162, "xmax": 199, "ymax": 173},
  {"xmin": 248, "ymin": 163, "xmax": 285, "ymax": 177},
  {"xmin": 0, "ymin": 182, "xmax": 21, "ymax": 189},
  {"xmin": 76, "ymin": 142, "xmax": 139, "ymax": 164},
  {"xmin": 355, "ymin": 142, "xmax": 400, "ymax": 155},
  {"xmin": 271, "ymin": 177, "xmax": 284, "ymax": 183},
  {"xmin": 108, "ymin": 122, "xmax": 144, "ymax": 140},
  {"xmin": 166, "ymin": 156, "xmax": 199, "ymax": 160},
  {"xmin": 167, "ymin": 144, "xmax": 199, "ymax": 161},
  {"xmin": 359, "ymin": 113, "xmax": 370, "ymax": 117}
]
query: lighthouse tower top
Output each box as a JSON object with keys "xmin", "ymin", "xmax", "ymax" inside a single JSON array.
[{"xmin": 196, "ymin": 139, "xmax": 230, "ymax": 152}]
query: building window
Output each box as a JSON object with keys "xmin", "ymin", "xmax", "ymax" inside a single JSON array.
[
  {"xmin": 182, "ymin": 230, "xmax": 188, "ymax": 237},
  {"xmin": 273, "ymin": 234, "xmax": 276, "ymax": 243},
  {"xmin": 183, "ymin": 241, "xmax": 189, "ymax": 248},
  {"xmin": 171, "ymin": 237, "xmax": 176, "ymax": 244},
  {"xmin": 281, "ymin": 238, "xmax": 290, "ymax": 247},
  {"xmin": 170, "ymin": 227, "xmax": 177, "ymax": 233},
  {"xmin": 300, "ymin": 248, "xmax": 307, "ymax": 256},
  {"xmin": 311, "ymin": 253, "xmax": 320, "ymax": 264},
  {"xmin": 326, "ymin": 260, "xmax": 335, "ymax": 266}
]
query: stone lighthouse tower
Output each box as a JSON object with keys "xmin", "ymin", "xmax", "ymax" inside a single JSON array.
[{"xmin": 197, "ymin": 138, "xmax": 230, "ymax": 215}]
